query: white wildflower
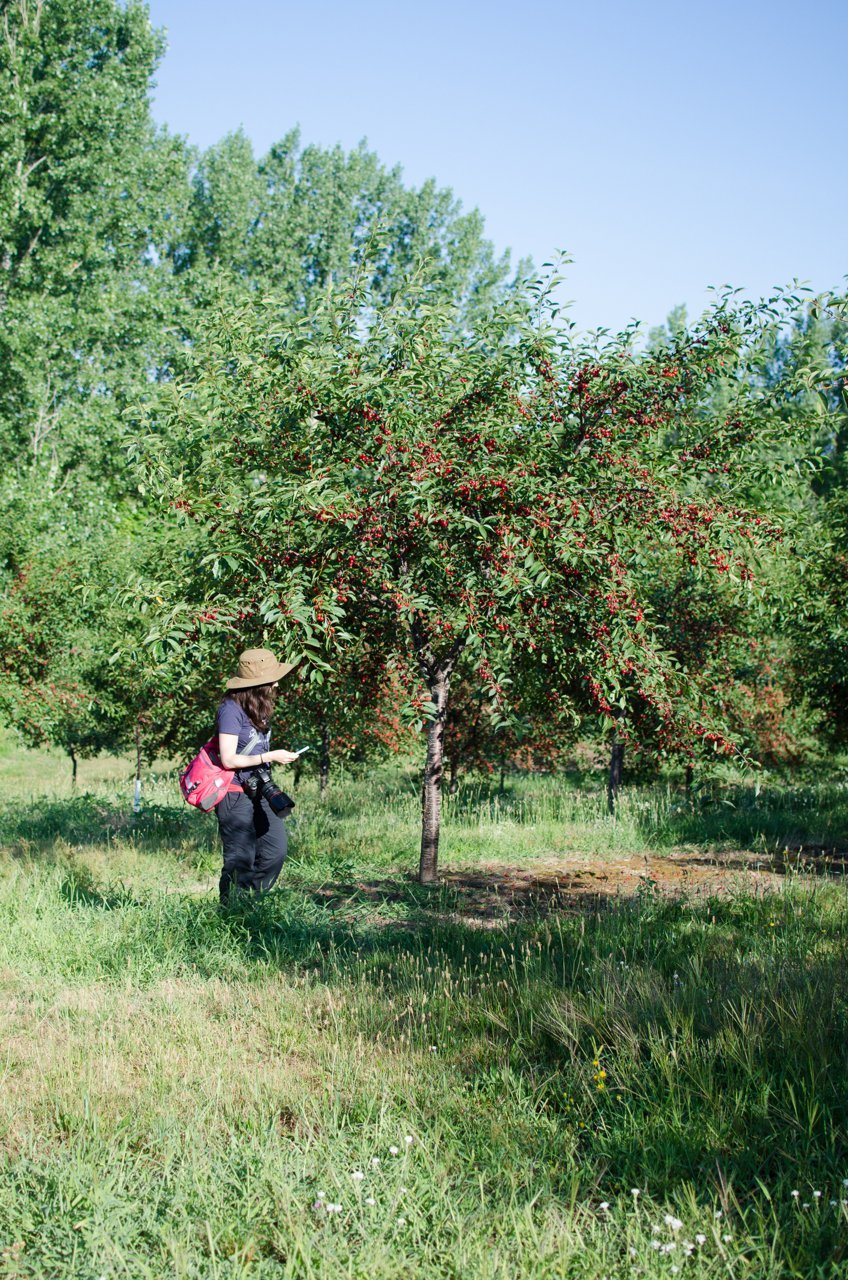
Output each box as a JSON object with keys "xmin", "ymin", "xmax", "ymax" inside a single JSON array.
[
  {"xmin": 814, "ymin": 1190, "xmax": 822, "ymax": 1199},
  {"xmin": 631, "ymin": 1188, "xmax": 641, "ymax": 1198},
  {"xmin": 649, "ymin": 1240, "xmax": 662, "ymax": 1251},
  {"xmin": 405, "ymin": 1135, "xmax": 414, "ymax": 1145},
  {"xmin": 365, "ymin": 1197, "xmax": 376, "ymax": 1206},
  {"xmin": 397, "ymin": 1216, "xmax": 406, "ymax": 1226},
  {"xmin": 599, "ymin": 1201, "xmax": 610, "ymax": 1211},
  {"xmin": 351, "ymin": 1171, "xmax": 364, "ymax": 1182},
  {"xmin": 628, "ymin": 1247, "xmax": 637, "ymax": 1258},
  {"xmin": 664, "ymin": 1214, "xmax": 683, "ymax": 1231},
  {"xmin": 389, "ymin": 1145, "xmax": 399, "ymax": 1155},
  {"xmin": 722, "ymin": 1233, "xmax": 732, "ymax": 1242},
  {"xmin": 661, "ymin": 1242, "xmax": 676, "ymax": 1254},
  {"xmin": 695, "ymin": 1233, "xmax": 706, "ymax": 1245},
  {"xmin": 791, "ymin": 1190, "xmax": 800, "ymax": 1199},
  {"xmin": 371, "ymin": 1158, "xmax": 381, "ymax": 1168}
]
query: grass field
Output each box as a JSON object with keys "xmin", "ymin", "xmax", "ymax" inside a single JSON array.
[{"xmin": 1, "ymin": 745, "xmax": 847, "ymax": 1278}]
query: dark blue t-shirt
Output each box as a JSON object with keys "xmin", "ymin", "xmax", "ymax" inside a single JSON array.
[{"xmin": 216, "ymin": 698, "xmax": 271, "ymax": 785}]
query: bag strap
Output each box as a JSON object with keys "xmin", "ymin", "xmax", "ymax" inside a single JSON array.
[{"xmin": 211, "ymin": 726, "xmax": 263, "ymax": 765}]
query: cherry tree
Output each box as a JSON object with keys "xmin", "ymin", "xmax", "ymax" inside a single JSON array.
[{"xmin": 134, "ymin": 271, "xmax": 814, "ymax": 881}]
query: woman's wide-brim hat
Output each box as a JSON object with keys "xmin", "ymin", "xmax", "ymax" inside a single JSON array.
[{"xmin": 226, "ymin": 648, "xmax": 297, "ymax": 690}]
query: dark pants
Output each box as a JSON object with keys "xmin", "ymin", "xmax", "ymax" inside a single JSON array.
[{"xmin": 216, "ymin": 789, "xmax": 287, "ymax": 903}]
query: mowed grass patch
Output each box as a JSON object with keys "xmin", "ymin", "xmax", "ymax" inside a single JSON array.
[{"xmin": 1, "ymin": 755, "xmax": 848, "ymax": 1276}]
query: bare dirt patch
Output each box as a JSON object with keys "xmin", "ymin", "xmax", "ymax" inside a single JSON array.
[{"xmin": 308, "ymin": 848, "xmax": 842, "ymax": 929}]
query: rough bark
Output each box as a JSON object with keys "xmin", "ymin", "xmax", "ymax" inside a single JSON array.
[
  {"xmin": 607, "ymin": 738, "xmax": 625, "ymax": 815},
  {"xmin": 411, "ymin": 618, "xmax": 465, "ymax": 885},
  {"xmin": 420, "ymin": 669, "xmax": 449, "ymax": 884}
]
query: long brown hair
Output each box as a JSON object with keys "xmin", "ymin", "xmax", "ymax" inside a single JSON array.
[{"xmin": 228, "ymin": 682, "xmax": 278, "ymax": 733}]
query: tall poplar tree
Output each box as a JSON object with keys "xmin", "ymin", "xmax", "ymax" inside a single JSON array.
[{"xmin": 0, "ymin": 0, "xmax": 189, "ymax": 486}]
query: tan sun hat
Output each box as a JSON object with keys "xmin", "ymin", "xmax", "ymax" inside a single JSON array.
[{"xmin": 225, "ymin": 648, "xmax": 297, "ymax": 690}]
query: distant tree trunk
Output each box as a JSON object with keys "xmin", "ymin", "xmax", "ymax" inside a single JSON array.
[
  {"xmin": 293, "ymin": 759, "xmax": 303, "ymax": 788},
  {"xmin": 607, "ymin": 737, "xmax": 625, "ymax": 815},
  {"xmin": 499, "ymin": 753, "xmax": 506, "ymax": 795},
  {"xmin": 448, "ymin": 757, "xmax": 460, "ymax": 796},
  {"xmin": 69, "ymin": 748, "xmax": 78, "ymax": 788},
  {"xmin": 685, "ymin": 762, "xmax": 694, "ymax": 795},
  {"xmin": 319, "ymin": 725, "xmax": 330, "ymax": 799},
  {"xmin": 420, "ymin": 668, "xmax": 450, "ymax": 885},
  {"xmin": 134, "ymin": 722, "xmax": 142, "ymax": 814}
]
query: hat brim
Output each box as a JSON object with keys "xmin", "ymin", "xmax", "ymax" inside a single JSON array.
[{"xmin": 225, "ymin": 661, "xmax": 297, "ymax": 690}]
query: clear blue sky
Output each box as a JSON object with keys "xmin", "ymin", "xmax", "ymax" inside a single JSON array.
[{"xmin": 147, "ymin": 0, "xmax": 847, "ymax": 333}]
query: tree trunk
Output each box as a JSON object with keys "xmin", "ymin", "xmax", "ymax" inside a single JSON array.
[
  {"xmin": 448, "ymin": 758, "xmax": 459, "ymax": 797},
  {"xmin": 293, "ymin": 760, "xmax": 303, "ymax": 788},
  {"xmin": 685, "ymin": 763, "xmax": 694, "ymax": 795},
  {"xmin": 607, "ymin": 738, "xmax": 624, "ymax": 815},
  {"xmin": 499, "ymin": 753, "xmax": 506, "ymax": 795},
  {"xmin": 69, "ymin": 748, "xmax": 78, "ymax": 789},
  {"xmin": 319, "ymin": 725, "xmax": 330, "ymax": 799},
  {"xmin": 419, "ymin": 670, "xmax": 450, "ymax": 885},
  {"xmin": 134, "ymin": 722, "xmax": 142, "ymax": 814}
]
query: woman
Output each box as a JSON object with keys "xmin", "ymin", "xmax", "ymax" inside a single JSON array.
[{"xmin": 216, "ymin": 647, "xmax": 300, "ymax": 903}]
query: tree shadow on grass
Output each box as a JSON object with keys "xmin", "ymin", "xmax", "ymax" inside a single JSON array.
[
  {"xmin": 5, "ymin": 778, "xmax": 847, "ymax": 1212},
  {"xmin": 0, "ymin": 795, "xmax": 215, "ymax": 858},
  {"xmin": 285, "ymin": 844, "xmax": 846, "ymax": 936},
  {"xmin": 206, "ymin": 876, "xmax": 848, "ymax": 1204}
]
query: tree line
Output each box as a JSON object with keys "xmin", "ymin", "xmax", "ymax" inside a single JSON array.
[{"xmin": 1, "ymin": 0, "xmax": 846, "ymax": 882}]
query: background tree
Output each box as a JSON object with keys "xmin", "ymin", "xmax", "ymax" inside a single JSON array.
[
  {"xmin": 786, "ymin": 299, "xmax": 848, "ymax": 743},
  {"xmin": 173, "ymin": 127, "xmax": 517, "ymax": 318},
  {"xmin": 443, "ymin": 657, "xmax": 578, "ymax": 794},
  {"xmin": 0, "ymin": 0, "xmax": 189, "ymax": 488},
  {"xmin": 280, "ymin": 653, "xmax": 413, "ymax": 796}
]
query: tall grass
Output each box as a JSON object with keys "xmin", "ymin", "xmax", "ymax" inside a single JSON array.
[{"xmin": 0, "ymin": 747, "xmax": 847, "ymax": 1277}]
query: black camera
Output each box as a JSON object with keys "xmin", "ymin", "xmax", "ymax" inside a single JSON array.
[{"xmin": 241, "ymin": 764, "xmax": 295, "ymax": 816}]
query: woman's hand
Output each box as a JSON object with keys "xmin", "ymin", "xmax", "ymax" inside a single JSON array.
[{"xmin": 268, "ymin": 748, "xmax": 301, "ymax": 766}]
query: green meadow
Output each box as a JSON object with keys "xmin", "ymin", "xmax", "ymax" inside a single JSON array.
[{"xmin": 1, "ymin": 745, "xmax": 847, "ymax": 1278}]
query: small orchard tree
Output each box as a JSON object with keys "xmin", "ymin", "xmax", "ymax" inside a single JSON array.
[
  {"xmin": 279, "ymin": 649, "xmax": 413, "ymax": 796},
  {"xmin": 133, "ymin": 269, "xmax": 817, "ymax": 882},
  {"xmin": 0, "ymin": 469, "xmax": 205, "ymax": 796},
  {"xmin": 443, "ymin": 657, "xmax": 578, "ymax": 793}
]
